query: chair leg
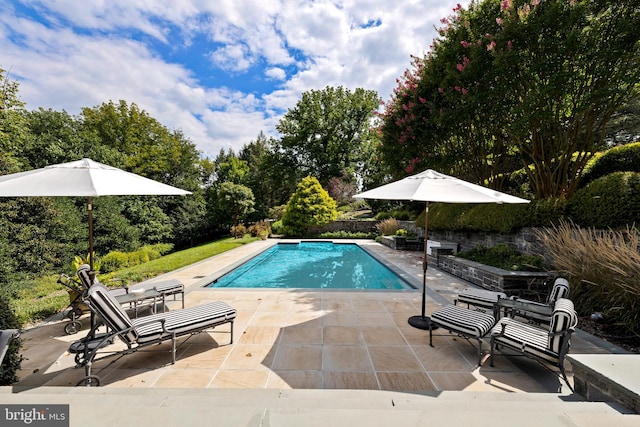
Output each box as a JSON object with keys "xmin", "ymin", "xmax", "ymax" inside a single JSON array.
[
  {"xmin": 171, "ymin": 334, "xmax": 177, "ymax": 364},
  {"xmin": 559, "ymin": 361, "xmax": 574, "ymax": 393},
  {"xmin": 230, "ymin": 321, "xmax": 234, "ymax": 344},
  {"xmin": 489, "ymin": 336, "xmax": 495, "ymax": 367},
  {"xmin": 429, "ymin": 322, "xmax": 434, "ymax": 347}
]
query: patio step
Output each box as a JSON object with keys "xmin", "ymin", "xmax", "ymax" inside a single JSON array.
[{"xmin": 2, "ymin": 387, "xmax": 638, "ymax": 426}]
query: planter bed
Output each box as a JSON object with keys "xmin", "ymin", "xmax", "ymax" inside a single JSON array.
[{"xmin": 436, "ymin": 254, "xmax": 550, "ymax": 299}]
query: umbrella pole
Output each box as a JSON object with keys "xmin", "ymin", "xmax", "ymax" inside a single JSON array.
[
  {"xmin": 87, "ymin": 197, "xmax": 94, "ymax": 270},
  {"xmin": 408, "ymin": 201, "xmax": 437, "ymax": 330}
]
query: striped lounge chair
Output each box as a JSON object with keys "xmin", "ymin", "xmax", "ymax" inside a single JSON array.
[
  {"xmin": 72, "ymin": 283, "xmax": 236, "ymax": 386},
  {"xmin": 508, "ymin": 277, "xmax": 571, "ymax": 325},
  {"xmin": 77, "ymin": 264, "xmax": 185, "ymax": 310},
  {"xmin": 489, "ymin": 297, "xmax": 577, "ymax": 391}
]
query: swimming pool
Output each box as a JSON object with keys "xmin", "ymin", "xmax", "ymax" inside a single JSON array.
[{"xmin": 207, "ymin": 241, "xmax": 414, "ymax": 290}]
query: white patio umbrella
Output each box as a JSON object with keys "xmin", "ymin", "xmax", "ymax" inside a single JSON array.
[
  {"xmin": 354, "ymin": 169, "xmax": 530, "ymax": 330},
  {"xmin": 0, "ymin": 158, "xmax": 191, "ymax": 269}
]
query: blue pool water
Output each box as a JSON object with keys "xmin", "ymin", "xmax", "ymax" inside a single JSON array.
[{"xmin": 207, "ymin": 242, "xmax": 413, "ymax": 290}]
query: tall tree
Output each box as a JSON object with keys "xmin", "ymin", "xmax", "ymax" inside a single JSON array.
[
  {"xmin": 0, "ymin": 68, "xmax": 27, "ymax": 175},
  {"xmin": 80, "ymin": 100, "xmax": 201, "ymax": 190},
  {"xmin": 274, "ymin": 86, "xmax": 380, "ymax": 187},
  {"xmin": 239, "ymin": 132, "xmax": 284, "ymax": 219},
  {"xmin": 378, "ymin": 0, "xmax": 640, "ymax": 199}
]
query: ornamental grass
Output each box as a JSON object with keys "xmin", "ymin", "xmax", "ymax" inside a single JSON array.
[{"xmin": 535, "ymin": 221, "xmax": 640, "ymax": 337}]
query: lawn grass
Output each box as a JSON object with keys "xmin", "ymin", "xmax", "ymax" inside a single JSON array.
[{"xmin": 11, "ymin": 235, "xmax": 259, "ymax": 326}]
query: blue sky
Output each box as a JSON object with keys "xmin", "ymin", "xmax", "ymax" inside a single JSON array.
[{"xmin": 1, "ymin": 0, "xmax": 468, "ymax": 158}]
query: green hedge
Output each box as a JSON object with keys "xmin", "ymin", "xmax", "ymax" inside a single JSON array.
[
  {"xmin": 417, "ymin": 200, "xmax": 567, "ymax": 233},
  {"xmin": 569, "ymin": 172, "xmax": 640, "ymax": 228},
  {"xmin": 100, "ymin": 243, "xmax": 174, "ymax": 273},
  {"xmin": 581, "ymin": 142, "xmax": 640, "ymax": 187},
  {"xmin": 457, "ymin": 244, "xmax": 547, "ymax": 271}
]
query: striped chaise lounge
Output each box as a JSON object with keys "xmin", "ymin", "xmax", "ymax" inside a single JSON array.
[
  {"xmin": 72, "ymin": 283, "xmax": 236, "ymax": 386},
  {"xmin": 429, "ymin": 304, "xmax": 496, "ymax": 365},
  {"xmin": 455, "ymin": 288, "xmax": 507, "ymax": 313},
  {"xmin": 489, "ymin": 297, "xmax": 577, "ymax": 391}
]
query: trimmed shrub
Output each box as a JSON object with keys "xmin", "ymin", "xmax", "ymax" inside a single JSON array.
[
  {"xmin": 581, "ymin": 142, "xmax": 640, "ymax": 187},
  {"xmin": 375, "ymin": 211, "xmax": 393, "ymax": 220},
  {"xmin": 419, "ymin": 203, "xmax": 530, "ymax": 233},
  {"xmin": 457, "ymin": 244, "xmax": 547, "ymax": 271},
  {"xmin": 100, "ymin": 251, "xmax": 128, "ymax": 273},
  {"xmin": 0, "ymin": 295, "xmax": 22, "ymax": 385},
  {"xmin": 316, "ymin": 231, "xmax": 376, "ymax": 239},
  {"xmin": 418, "ymin": 198, "xmax": 570, "ymax": 233},
  {"xmin": 569, "ymin": 172, "xmax": 640, "ymax": 228},
  {"xmin": 282, "ymin": 176, "xmax": 338, "ymax": 235},
  {"xmin": 527, "ymin": 198, "xmax": 569, "ymax": 227}
]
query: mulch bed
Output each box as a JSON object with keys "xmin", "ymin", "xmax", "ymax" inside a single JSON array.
[{"xmin": 578, "ymin": 317, "xmax": 640, "ymax": 354}]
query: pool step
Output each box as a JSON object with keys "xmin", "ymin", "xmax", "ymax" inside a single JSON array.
[{"xmin": 2, "ymin": 387, "xmax": 637, "ymax": 426}]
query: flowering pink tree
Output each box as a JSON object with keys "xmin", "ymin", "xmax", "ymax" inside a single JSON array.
[{"xmin": 378, "ymin": 0, "xmax": 640, "ymax": 199}]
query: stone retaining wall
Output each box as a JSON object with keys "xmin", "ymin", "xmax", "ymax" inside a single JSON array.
[
  {"xmin": 436, "ymin": 254, "xmax": 550, "ymax": 298},
  {"xmin": 309, "ymin": 221, "xmax": 545, "ymax": 257}
]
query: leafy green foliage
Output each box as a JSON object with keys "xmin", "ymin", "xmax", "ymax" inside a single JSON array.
[
  {"xmin": 0, "ymin": 294, "xmax": 22, "ymax": 385},
  {"xmin": 270, "ymin": 220, "xmax": 295, "ymax": 236},
  {"xmin": 569, "ymin": 172, "xmax": 640, "ymax": 228},
  {"xmin": 457, "ymin": 244, "xmax": 546, "ymax": 271},
  {"xmin": 282, "ymin": 176, "xmax": 338, "ymax": 235}
]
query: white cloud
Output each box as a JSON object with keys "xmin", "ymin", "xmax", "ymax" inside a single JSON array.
[
  {"xmin": 1, "ymin": 0, "xmax": 468, "ymax": 157},
  {"xmin": 265, "ymin": 67, "xmax": 286, "ymax": 81}
]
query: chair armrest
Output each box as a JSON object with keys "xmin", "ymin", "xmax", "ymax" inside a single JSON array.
[
  {"xmin": 548, "ymin": 326, "xmax": 575, "ymax": 338},
  {"xmin": 491, "ymin": 321, "xmax": 508, "ymax": 337}
]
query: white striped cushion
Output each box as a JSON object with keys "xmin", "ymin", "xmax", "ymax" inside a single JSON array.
[
  {"xmin": 548, "ymin": 278, "xmax": 570, "ymax": 303},
  {"xmin": 548, "ymin": 298, "xmax": 577, "ymax": 353},
  {"xmin": 490, "ymin": 298, "xmax": 576, "ymax": 363},
  {"xmin": 132, "ymin": 301, "xmax": 236, "ymax": 344},
  {"xmin": 87, "ymin": 284, "xmax": 138, "ymax": 344},
  {"xmin": 490, "ymin": 318, "xmax": 559, "ymax": 363},
  {"xmin": 431, "ymin": 305, "xmax": 496, "ymax": 338},
  {"xmin": 456, "ymin": 288, "xmax": 506, "ymax": 310}
]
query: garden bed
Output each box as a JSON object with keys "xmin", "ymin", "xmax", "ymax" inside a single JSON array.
[{"xmin": 436, "ymin": 254, "xmax": 550, "ymax": 298}]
